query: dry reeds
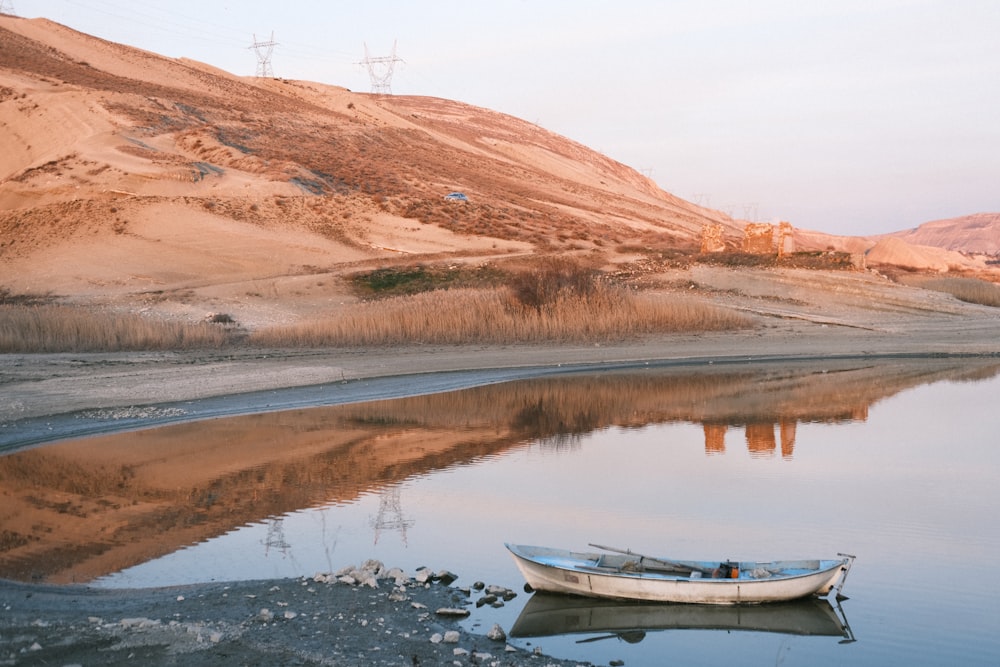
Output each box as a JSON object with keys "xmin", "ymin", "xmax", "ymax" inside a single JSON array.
[
  {"xmin": 918, "ymin": 277, "xmax": 1000, "ymax": 308},
  {"xmin": 0, "ymin": 305, "xmax": 233, "ymax": 352},
  {"xmin": 249, "ymin": 285, "xmax": 752, "ymax": 347}
]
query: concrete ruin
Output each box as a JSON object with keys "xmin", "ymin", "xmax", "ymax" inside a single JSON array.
[
  {"xmin": 700, "ymin": 223, "xmax": 727, "ymax": 253},
  {"xmin": 742, "ymin": 223, "xmax": 775, "ymax": 254}
]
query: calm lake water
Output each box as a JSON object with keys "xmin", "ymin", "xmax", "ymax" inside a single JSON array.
[{"xmin": 2, "ymin": 357, "xmax": 999, "ymax": 666}]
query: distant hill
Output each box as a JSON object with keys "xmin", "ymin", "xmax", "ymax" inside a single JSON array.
[{"xmin": 886, "ymin": 213, "xmax": 1000, "ymax": 257}]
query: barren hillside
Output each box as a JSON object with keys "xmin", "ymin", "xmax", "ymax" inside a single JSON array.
[
  {"xmin": 2, "ymin": 15, "xmax": 998, "ymax": 331},
  {"xmin": 885, "ymin": 212, "xmax": 1000, "ymax": 256},
  {"xmin": 0, "ymin": 16, "xmax": 742, "ymax": 320}
]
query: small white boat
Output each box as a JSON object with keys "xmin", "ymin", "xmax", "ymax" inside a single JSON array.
[{"xmin": 506, "ymin": 543, "xmax": 855, "ymax": 605}]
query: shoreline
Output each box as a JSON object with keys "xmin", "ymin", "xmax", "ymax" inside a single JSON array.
[
  {"xmin": 1, "ymin": 566, "xmax": 578, "ymax": 667},
  {"xmin": 3, "ymin": 316, "xmax": 1000, "ymax": 665}
]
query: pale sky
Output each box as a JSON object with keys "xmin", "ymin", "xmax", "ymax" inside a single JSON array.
[{"xmin": 14, "ymin": 1, "xmax": 1000, "ymax": 236}]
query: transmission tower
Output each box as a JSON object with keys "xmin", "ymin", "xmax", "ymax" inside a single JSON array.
[
  {"xmin": 263, "ymin": 517, "xmax": 291, "ymax": 556},
  {"xmin": 249, "ymin": 32, "xmax": 278, "ymax": 78},
  {"xmin": 370, "ymin": 485, "xmax": 413, "ymax": 545},
  {"xmin": 359, "ymin": 40, "xmax": 403, "ymax": 95},
  {"xmin": 0, "ymin": 1, "xmax": 16, "ymax": 16}
]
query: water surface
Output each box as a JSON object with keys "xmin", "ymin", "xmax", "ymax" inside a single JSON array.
[{"xmin": 2, "ymin": 357, "xmax": 998, "ymax": 666}]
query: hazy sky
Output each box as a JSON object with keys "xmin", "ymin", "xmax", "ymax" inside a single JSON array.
[{"xmin": 15, "ymin": 1, "xmax": 1000, "ymax": 235}]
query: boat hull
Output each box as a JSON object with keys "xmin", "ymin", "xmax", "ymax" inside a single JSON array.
[{"xmin": 506, "ymin": 544, "xmax": 850, "ymax": 605}]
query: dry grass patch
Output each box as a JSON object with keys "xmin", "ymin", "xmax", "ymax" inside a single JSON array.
[
  {"xmin": 0, "ymin": 305, "xmax": 234, "ymax": 352},
  {"xmin": 916, "ymin": 277, "xmax": 1000, "ymax": 307},
  {"xmin": 250, "ymin": 285, "xmax": 753, "ymax": 347}
]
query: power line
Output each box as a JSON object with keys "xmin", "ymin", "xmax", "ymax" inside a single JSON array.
[{"xmin": 0, "ymin": 1, "xmax": 16, "ymax": 16}]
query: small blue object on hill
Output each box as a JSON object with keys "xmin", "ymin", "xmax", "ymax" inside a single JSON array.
[{"xmin": 444, "ymin": 192, "xmax": 468, "ymax": 202}]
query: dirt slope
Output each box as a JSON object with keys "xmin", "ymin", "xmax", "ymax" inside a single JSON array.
[
  {"xmin": 2, "ymin": 14, "xmax": 997, "ymax": 329},
  {"xmin": 0, "ymin": 15, "xmax": 740, "ymax": 323}
]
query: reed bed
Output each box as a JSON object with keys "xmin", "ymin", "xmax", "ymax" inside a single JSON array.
[
  {"xmin": 0, "ymin": 305, "xmax": 232, "ymax": 353},
  {"xmin": 918, "ymin": 277, "xmax": 1000, "ymax": 308},
  {"xmin": 249, "ymin": 286, "xmax": 753, "ymax": 347}
]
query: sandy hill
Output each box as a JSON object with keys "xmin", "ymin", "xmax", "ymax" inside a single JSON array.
[
  {"xmin": 0, "ymin": 16, "xmax": 742, "ymax": 319},
  {"xmin": 884, "ymin": 213, "xmax": 1000, "ymax": 256},
  {"xmin": 1, "ymin": 15, "xmax": 997, "ymax": 328}
]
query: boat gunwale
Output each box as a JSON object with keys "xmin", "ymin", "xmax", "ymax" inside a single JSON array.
[{"xmin": 506, "ymin": 544, "xmax": 847, "ymax": 585}]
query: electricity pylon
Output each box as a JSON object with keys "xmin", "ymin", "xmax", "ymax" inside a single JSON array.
[
  {"xmin": 359, "ymin": 40, "xmax": 403, "ymax": 95},
  {"xmin": 0, "ymin": 1, "xmax": 16, "ymax": 16},
  {"xmin": 249, "ymin": 32, "xmax": 278, "ymax": 78}
]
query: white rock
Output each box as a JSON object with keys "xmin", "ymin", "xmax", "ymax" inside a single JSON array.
[
  {"xmin": 384, "ymin": 566, "xmax": 407, "ymax": 583},
  {"xmin": 435, "ymin": 607, "xmax": 470, "ymax": 617},
  {"xmin": 283, "ymin": 611, "xmax": 297, "ymax": 620},
  {"xmin": 453, "ymin": 647, "xmax": 469, "ymax": 656},
  {"xmin": 443, "ymin": 630, "xmax": 460, "ymax": 643},
  {"xmin": 486, "ymin": 623, "xmax": 506, "ymax": 641},
  {"xmin": 429, "ymin": 633, "xmax": 443, "ymax": 644},
  {"xmin": 361, "ymin": 558, "xmax": 383, "ymax": 570}
]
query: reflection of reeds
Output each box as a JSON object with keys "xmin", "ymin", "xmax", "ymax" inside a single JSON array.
[
  {"xmin": 0, "ymin": 305, "xmax": 232, "ymax": 352},
  {"xmin": 250, "ymin": 286, "xmax": 751, "ymax": 346}
]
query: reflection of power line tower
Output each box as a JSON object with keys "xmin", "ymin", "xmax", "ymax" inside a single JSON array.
[
  {"xmin": 249, "ymin": 32, "xmax": 278, "ymax": 78},
  {"xmin": 264, "ymin": 516, "xmax": 291, "ymax": 556},
  {"xmin": 371, "ymin": 485, "xmax": 414, "ymax": 545},
  {"xmin": 359, "ymin": 40, "xmax": 403, "ymax": 94},
  {"xmin": 0, "ymin": 1, "xmax": 16, "ymax": 16}
]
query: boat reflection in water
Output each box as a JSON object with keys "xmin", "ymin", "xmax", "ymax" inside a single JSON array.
[{"xmin": 510, "ymin": 593, "xmax": 855, "ymax": 644}]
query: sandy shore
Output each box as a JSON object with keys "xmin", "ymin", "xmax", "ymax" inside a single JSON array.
[{"xmin": 2, "ymin": 307, "xmax": 999, "ymax": 665}]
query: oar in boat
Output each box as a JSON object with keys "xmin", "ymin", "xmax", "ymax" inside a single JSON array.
[{"xmin": 588, "ymin": 543, "xmax": 718, "ymax": 576}]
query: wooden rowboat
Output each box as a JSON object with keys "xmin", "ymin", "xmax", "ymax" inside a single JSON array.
[{"xmin": 506, "ymin": 543, "xmax": 855, "ymax": 605}]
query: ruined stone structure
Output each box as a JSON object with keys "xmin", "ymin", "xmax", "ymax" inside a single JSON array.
[
  {"xmin": 700, "ymin": 223, "xmax": 726, "ymax": 253},
  {"xmin": 742, "ymin": 222, "xmax": 774, "ymax": 254},
  {"xmin": 777, "ymin": 221, "xmax": 795, "ymax": 258}
]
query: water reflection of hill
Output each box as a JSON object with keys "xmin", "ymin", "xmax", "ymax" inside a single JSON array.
[{"xmin": 1, "ymin": 358, "xmax": 997, "ymax": 583}]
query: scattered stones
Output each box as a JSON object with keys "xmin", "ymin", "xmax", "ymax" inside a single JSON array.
[{"xmin": 1, "ymin": 560, "xmax": 587, "ymax": 666}]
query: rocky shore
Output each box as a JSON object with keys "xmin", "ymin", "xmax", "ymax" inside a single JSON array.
[{"xmin": 2, "ymin": 560, "xmax": 583, "ymax": 667}]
